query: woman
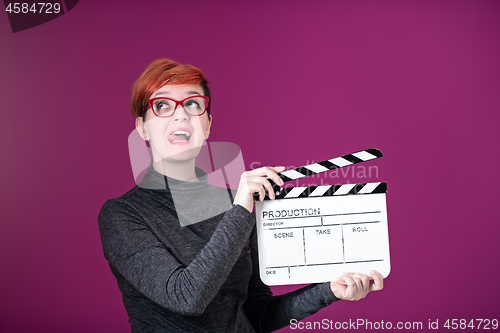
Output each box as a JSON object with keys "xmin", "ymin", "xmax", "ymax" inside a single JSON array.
[{"xmin": 98, "ymin": 59, "xmax": 383, "ymax": 333}]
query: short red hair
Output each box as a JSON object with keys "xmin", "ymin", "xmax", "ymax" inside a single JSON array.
[{"xmin": 130, "ymin": 59, "xmax": 211, "ymax": 118}]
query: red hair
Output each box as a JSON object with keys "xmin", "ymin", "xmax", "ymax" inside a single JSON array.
[{"xmin": 130, "ymin": 59, "xmax": 211, "ymax": 118}]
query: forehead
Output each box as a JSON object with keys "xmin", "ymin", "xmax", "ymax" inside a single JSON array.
[{"xmin": 151, "ymin": 84, "xmax": 203, "ymax": 99}]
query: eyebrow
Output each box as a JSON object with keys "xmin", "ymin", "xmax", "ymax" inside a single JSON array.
[{"xmin": 152, "ymin": 91, "xmax": 202, "ymax": 98}]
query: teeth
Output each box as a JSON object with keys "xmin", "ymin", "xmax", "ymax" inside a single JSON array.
[{"xmin": 172, "ymin": 131, "xmax": 191, "ymax": 140}]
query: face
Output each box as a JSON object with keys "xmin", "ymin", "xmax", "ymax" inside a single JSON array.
[{"xmin": 135, "ymin": 84, "xmax": 212, "ymax": 164}]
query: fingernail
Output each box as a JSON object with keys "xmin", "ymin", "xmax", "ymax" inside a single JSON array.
[
  {"xmin": 280, "ymin": 179, "xmax": 284, "ymax": 185},
  {"xmin": 370, "ymin": 270, "xmax": 375, "ymax": 275},
  {"xmin": 341, "ymin": 272, "xmax": 349, "ymax": 276}
]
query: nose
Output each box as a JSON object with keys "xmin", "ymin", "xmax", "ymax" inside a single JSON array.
[{"xmin": 172, "ymin": 103, "xmax": 189, "ymax": 121}]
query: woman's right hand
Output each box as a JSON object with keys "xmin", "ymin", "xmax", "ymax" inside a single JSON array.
[
  {"xmin": 233, "ymin": 166, "xmax": 286, "ymax": 213},
  {"xmin": 330, "ymin": 271, "xmax": 384, "ymax": 301}
]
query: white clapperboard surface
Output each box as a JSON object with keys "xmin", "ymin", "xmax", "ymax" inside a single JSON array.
[{"xmin": 254, "ymin": 148, "xmax": 390, "ymax": 286}]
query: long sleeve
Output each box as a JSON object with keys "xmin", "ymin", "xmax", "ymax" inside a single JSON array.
[
  {"xmin": 243, "ymin": 228, "xmax": 340, "ymax": 333},
  {"xmin": 99, "ymin": 165, "xmax": 342, "ymax": 332},
  {"xmin": 98, "ymin": 197, "xmax": 255, "ymax": 317}
]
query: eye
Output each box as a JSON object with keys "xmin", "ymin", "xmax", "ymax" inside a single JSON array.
[
  {"xmin": 185, "ymin": 99, "xmax": 201, "ymax": 109},
  {"xmin": 154, "ymin": 99, "xmax": 174, "ymax": 114},
  {"xmin": 157, "ymin": 102, "xmax": 170, "ymax": 110}
]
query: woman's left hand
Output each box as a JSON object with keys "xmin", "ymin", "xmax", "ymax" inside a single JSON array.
[
  {"xmin": 330, "ymin": 270, "xmax": 384, "ymax": 301},
  {"xmin": 233, "ymin": 166, "xmax": 285, "ymax": 213}
]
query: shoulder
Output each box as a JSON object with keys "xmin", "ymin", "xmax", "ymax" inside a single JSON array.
[
  {"xmin": 100, "ymin": 185, "xmax": 140, "ymax": 209},
  {"xmin": 98, "ymin": 185, "xmax": 150, "ymax": 226}
]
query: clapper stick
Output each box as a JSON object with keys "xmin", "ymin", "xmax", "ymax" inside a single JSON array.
[{"xmin": 253, "ymin": 148, "xmax": 384, "ymax": 200}]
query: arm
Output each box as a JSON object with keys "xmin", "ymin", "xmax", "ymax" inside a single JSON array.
[
  {"xmin": 98, "ymin": 165, "xmax": 286, "ymax": 317},
  {"xmin": 243, "ymin": 228, "xmax": 340, "ymax": 333},
  {"xmin": 98, "ymin": 200, "xmax": 255, "ymax": 316},
  {"xmin": 243, "ymin": 228, "xmax": 385, "ymax": 333}
]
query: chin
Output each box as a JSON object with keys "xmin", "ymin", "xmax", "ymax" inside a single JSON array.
[{"xmin": 164, "ymin": 144, "xmax": 203, "ymax": 162}]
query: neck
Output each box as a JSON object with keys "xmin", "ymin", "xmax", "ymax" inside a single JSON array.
[{"xmin": 152, "ymin": 158, "xmax": 198, "ymax": 182}]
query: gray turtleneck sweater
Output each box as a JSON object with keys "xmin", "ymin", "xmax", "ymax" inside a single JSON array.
[{"xmin": 98, "ymin": 164, "xmax": 339, "ymax": 333}]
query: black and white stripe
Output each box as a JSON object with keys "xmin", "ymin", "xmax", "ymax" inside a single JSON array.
[
  {"xmin": 263, "ymin": 182, "xmax": 387, "ymax": 200},
  {"xmin": 252, "ymin": 148, "xmax": 384, "ymax": 200},
  {"xmin": 278, "ymin": 148, "xmax": 383, "ymax": 183}
]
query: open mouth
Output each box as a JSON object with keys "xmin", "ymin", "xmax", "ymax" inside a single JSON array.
[{"xmin": 168, "ymin": 130, "xmax": 192, "ymax": 143}]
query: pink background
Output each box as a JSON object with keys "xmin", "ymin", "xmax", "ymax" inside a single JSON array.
[{"xmin": 1, "ymin": 0, "xmax": 499, "ymax": 332}]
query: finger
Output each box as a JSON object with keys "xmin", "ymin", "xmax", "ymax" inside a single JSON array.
[
  {"xmin": 352, "ymin": 276, "xmax": 363, "ymax": 296},
  {"xmin": 242, "ymin": 176, "xmax": 266, "ymax": 202},
  {"xmin": 369, "ymin": 270, "xmax": 384, "ymax": 291},
  {"xmin": 342, "ymin": 276, "xmax": 357, "ymax": 299},
  {"xmin": 271, "ymin": 166, "xmax": 286, "ymax": 172},
  {"xmin": 253, "ymin": 180, "xmax": 266, "ymax": 202},
  {"xmin": 348, "ymin": 273, "xmax": 372, "ymax": 300},
  {"xmin": 246, "ymin": 175, "xmax": 275, "ymax": 200},
  {"xmin": 352, "ymin": 273, "xmax": 370, "ymax": 293},
  {"xmin": 361, "ymin": 275, "xmax": 370, "ymax": 294},
  {"xmin": 251, "ymin": 166, "xmax": 285, "ymax": 186},
  {"xmin": 336, "ymin": 272, "xmax": 353, "ymax": 286},
  {"xmin": 358, "ymin": 276, "xmax": 370, "ymax": 298},
  {"xmin": 351, "ymin": 276, "xmax": 361, "ymax": 285},
  {"xmin": 249, "ymin": 166, "xmax": 279, "ymax": 177},
  {"xmin": 268, "ymin": 166, "xmax": 286, "ymax": 186},
  {"xmin": 262, "ymin": 177, "xmax": 277, "ymax": 200},
  {"xmin": 252, "ymin": 174, "xmax": 277, "ymax": 200},
  {"xmin": 335, "ymin": 277, "xmax": 348, "ymax": 286}
]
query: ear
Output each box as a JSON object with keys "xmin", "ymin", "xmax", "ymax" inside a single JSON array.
[
  {"xmin": 135, "ymin": 117, "xmax": 149, "ymax": 141},
  {"xmin": 204, "ymin": 114, "xmax": 212, "ymax": 140}
]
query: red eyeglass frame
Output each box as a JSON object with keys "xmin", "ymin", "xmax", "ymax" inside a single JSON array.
[{"xmin": 142, "ymin": 95, "xmax": 210, "ymax": 117}]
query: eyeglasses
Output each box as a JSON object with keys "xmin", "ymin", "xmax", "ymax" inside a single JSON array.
[{"xmin": 143, "ymin": 96, "xmax": 209, "ymax": 117}]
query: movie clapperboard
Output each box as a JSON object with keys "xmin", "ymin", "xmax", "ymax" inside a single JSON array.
[{"xmin": 254, "ymin": 148, "xmax": 390, "ymax": 286}]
